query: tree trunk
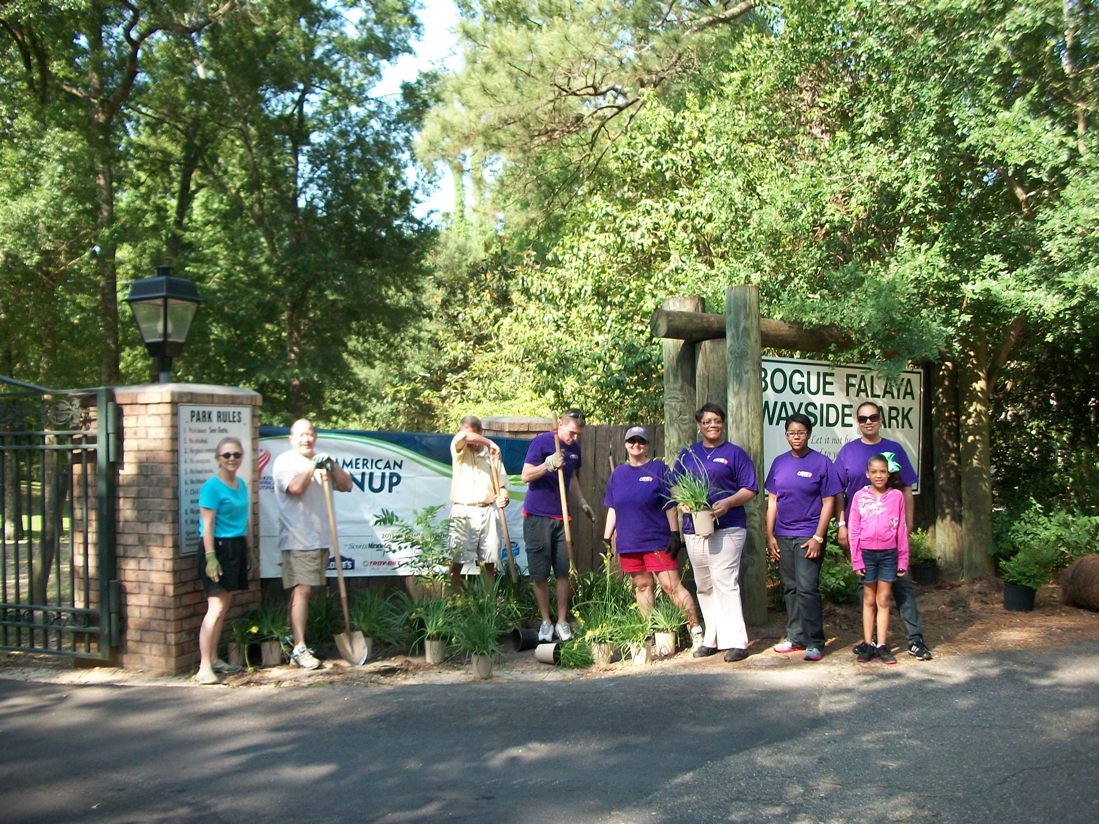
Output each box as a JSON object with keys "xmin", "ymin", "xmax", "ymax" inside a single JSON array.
[
  {"xmin": 931, "ymin": 360, "xmax": 965, "ymax": 577},
  {"xmin": 959, "ymin": 339, "xmax": 995, "ymax": 577},
  {"xmin": 662, "ymin": 296, "xmax": 703, "ymax": 461},
  {"xmin": 725, "ymin": 286, "xmax": 766, "ymax": 625}
]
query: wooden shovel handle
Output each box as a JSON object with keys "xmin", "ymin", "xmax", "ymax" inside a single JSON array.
[
  {"xmin": 551, "ymin": 412, "xmax": 576, "ymax": 575},
  {"xmin": 321, "ymin": 472, "xmax": 353, "ymax": 635}
]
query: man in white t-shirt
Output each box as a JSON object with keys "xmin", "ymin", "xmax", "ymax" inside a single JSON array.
[{"xmin": 272, "ymin": 418, "xmax": 353, "ymax": 669}]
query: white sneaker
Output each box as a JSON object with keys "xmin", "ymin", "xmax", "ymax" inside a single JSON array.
[
  {"xmin": 290, "ymin": 643, "xmax": 320, "ymax": 670},
  {"xmin": 194, "ymin": 668, "xmax": 219, "ymax": 685},
  {"xmin": 537, "ymin": 621, "xmax": 554, "ymax": 642},
  {"xmin": 690, "ymin": 625, "xmax": 704, "ymax": 651},
  {"xmin": 555, "ymin": 622, "xmax": 572, "ymax": 641}
]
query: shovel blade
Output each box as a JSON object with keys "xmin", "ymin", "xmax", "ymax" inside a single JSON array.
[{"xmin": 335, "ymin": 631, "xmax": 370, "ymax": 666}]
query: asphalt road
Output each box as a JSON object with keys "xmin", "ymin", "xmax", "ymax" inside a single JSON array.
[{"xmin": 2, "ymin": 642, "xmax": 1098, "ymax": 823}]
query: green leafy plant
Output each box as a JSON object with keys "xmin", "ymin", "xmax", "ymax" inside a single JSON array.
[
  {"xmin": 1000, "ymin": 543, "xmax": 1060, "ymax": 590},
  {"xmin": 908, "ymin": 529, "xmax": 935, "ymax": 565},
  {"xmin": 650, "ymin": 592, "xmax": 686, "ymax": 634},
  {"xmin": 385, "ymin": 505, "xmax": 467, "ymax": 582},
  {"xmin": 820, "ymin": 542, "xmax": 859, "ymax": 605},
  {"xmin": 452, "ymin": 579, "xmax": 513, "ymax": 657},
  {"xmin": 306, "ymin": 590, "xmax": 341, "ymax": 645},
  {"xmin": 372, "ymin": 508, "xmax": 401, "ymax": 526},
  {"xmin": 667, "ymin": 470, "xmax": 716, "ymax": 512},
  {"xmin": 412, "ymin": 596, "xmax": 453, "ymax": 643},
  {"xmin": 252, "ymin": 598, "xmax": 290, "ymax": 643},
  {"xmin": 557, "ymin": 639, "xmax": 594, "ymax": 668},
  {"xmin": 349, "ymin": 589, "xmax": 409, "ymax": 647}
]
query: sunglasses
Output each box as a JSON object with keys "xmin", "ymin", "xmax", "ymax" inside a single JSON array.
[
  {"xmin": 564, "ymin": 410, "xmax": 586, "ymax": 424},
  {"xmin": 857, "ymin": 414, "xmax": 881, "ymax": 423},
  {"xmin": 219, "ymin": 452, "xmax": 243, "ymax": 460},
  {"xmin": 625, "ymin": 438, "xmax": 647, "ymax": 445}
]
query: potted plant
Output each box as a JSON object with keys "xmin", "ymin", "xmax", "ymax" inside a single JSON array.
[
  {"xmin": 1000, "ymin": 542, "xmax": 1059, "ymax": 612},
  {"xmin": 252, "ymin": 600, "xmax": 290, "ymax": 666},
  {"xmin": 348, "ymin": 589, "xmax": 407, "ymax": 663},
  {"xmin": 616, "ymin": 604, "xmax": 654, "ymax": 665},
  {"xmin": 229, "ymin": 612, "xmax": 262, "ymax": 670},
  {"xmin": 650, "ymin": 594, "xmax": 685, "ymax": 657},
  {"xmin": 413, "ymin": 596, "xmax": 453, "ymax": 664},
  {"xmin": 452, "ymin": 580, "xmax": 513, "ymax": 679},
  {"xmin": 385, "ymin": 505, "xmax": 466, "ymax": 600},
  {"xmin": 668, "ymin": 457, "xmax": 720, "ymax": 538},
  {"xmin": 908, "ymin": 529, "xmax": 938, "ymax": 585}
]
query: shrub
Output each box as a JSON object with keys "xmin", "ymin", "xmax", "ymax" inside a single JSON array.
[{"xmin": 820, "ymin": 542, "xmax": 859, "ymax": 605}]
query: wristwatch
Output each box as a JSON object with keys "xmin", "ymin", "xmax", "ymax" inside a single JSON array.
[{"xmin": 811, "ymin": 535, "xmax": 824, "ymax": 543}]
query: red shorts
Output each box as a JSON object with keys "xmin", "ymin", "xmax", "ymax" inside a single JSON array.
[{"xmin": 618, "ymin": 550, "xmax": 678, "ymax": 574}]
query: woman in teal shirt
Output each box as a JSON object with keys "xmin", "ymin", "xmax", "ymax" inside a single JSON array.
[{"xmin": 195, "ymin": 437, "xmax": 250, "ymax": 685}]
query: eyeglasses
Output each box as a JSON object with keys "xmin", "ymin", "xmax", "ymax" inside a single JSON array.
[
  {"xmin": 857, "ymin": 414, "xmax": 881, "ymax": 424},
  {"xmin": 785, "ymin": 430, "xmax": 809, "ymax": 437},
  {"xmin": 699, "ymin": 418, "xmax": 723, "ymax": 426},
  {"xmin": 625, "ymin": 438, "xmax": 647, "ymax": 445},
  {"xmin": 219, "ymin": 452, "xmax": 243, "ymax": 460}
]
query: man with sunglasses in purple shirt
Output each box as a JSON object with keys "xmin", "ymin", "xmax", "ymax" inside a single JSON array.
[{"xmin": 834, "ymin": 401, "xmax": 933, "ymax": 661}]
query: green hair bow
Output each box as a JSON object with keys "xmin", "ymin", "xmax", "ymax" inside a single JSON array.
[{"xmin": 879, "ymin": 451, "xmax": 902, "ymax": 473}]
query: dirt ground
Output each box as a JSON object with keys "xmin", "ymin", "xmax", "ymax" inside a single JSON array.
[{"xmin": 3, "ymin": 575, "xmax": 1098, "ymax": 689}]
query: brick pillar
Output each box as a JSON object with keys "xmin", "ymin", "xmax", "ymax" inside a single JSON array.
[{"xmin": 113, "ymin": 384, "xmax": 262, "ymax": 674}]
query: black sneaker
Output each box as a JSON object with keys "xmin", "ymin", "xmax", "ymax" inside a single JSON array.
[
  {"xmin": 907, "ymin": 638, "xmax": 933, "ymax": 660},
  {"xmin": 856, "ymin": 643, "xmax": 876, "ymax": 664},
  {"xmin": 852, "ymin": 637, "xmax": 878, "ymax": 655},
  {"xmin": 692, "ymin": 645, "xmax": 718, "ymax": 658},
  {"xmin": 723, "ymin": 647, "xmax": 749, "ymax": 662},
  {"xmin": 876, "ymin": 644, "xmax": 897, "ymax": 665}
]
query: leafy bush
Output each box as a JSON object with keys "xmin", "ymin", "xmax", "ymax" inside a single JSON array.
[
  {"xmin": 820, "ymin": 542, "xmax": 859, "ymax": 605},
  {"xmin": 650, "ymin": 591, "xmax": 686, "ymax": 634},
  {"xmin": 348, "ymin": 589, "xmax": 409, "ymax": 647},
  {"xmin": 908, "ymin": 529, "xmax": 935, "ymax": 565},
  {"xmin": 306, "ymin": 590, "xmax": 341, "ymax": 645},
  {"xmin": 385, "ymin": 505, "xmax": 466, "ymax": 581},
  {"xmin": 996, "ymin": 502, "xmax": 1099, "ymax": 589}
]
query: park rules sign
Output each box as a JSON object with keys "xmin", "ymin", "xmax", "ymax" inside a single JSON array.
[{"xmin": 761, "ymin": 357, "xmax": 922, "ymax": 488}]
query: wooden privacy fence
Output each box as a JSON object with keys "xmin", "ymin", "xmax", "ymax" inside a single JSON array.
[{"xmin": 484, "ymin": 418, "xmax": 665, "ymax": 575}]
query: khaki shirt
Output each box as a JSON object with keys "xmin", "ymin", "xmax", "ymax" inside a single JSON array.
[{"xmin": 449, "ymin": 434, "xmax": 506, "ymax": 505}]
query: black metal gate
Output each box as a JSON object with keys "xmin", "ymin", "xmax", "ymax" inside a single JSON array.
[{"xmin": 0, "ymin": 377, "xmax": 119, "ymax": 660}]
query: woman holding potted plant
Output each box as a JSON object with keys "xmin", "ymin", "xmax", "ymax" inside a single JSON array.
[
  {"xmin": 673, "ymin": 403, "xmax": 758, "ymax": 663},
  {"xmin": 603, "ymin": 426, "xmax": 702, "ymax": 649},
  {"xmin": 195, "ymin": 437, "xmax": 251, "ymax": 685},
  {"xmin": 764, "ymin": 413, "xmax": 841, "ymax": 662}
]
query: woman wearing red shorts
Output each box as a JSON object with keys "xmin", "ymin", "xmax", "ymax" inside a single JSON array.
[{"xmin": 603, "ymin": 426, "xmax": 702, "ymax": 648}]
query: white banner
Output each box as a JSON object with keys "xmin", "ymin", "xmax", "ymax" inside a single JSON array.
[
  {"xmin": 258, "ymin": 431, "xmax": 527, "ymax": 578},
  {"xmin": 761, "ymin": 356, "xmax": 922, "ymax": 488}
]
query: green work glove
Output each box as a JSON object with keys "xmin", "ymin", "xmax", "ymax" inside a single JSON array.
[
  {"xmin": 312, "ymin": 452, "xmax": 333, "ymax": 470},
  {"xmin": 205, "ymin": 554, "xmax": 222, "ymax": 581}
]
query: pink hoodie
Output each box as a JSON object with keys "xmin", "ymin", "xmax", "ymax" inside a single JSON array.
[{"xmin": 848, "ymin": 486, "xmax": 909, "ymax": 572}]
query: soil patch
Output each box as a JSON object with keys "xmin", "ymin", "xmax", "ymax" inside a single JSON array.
[{"xmin": 3, "ymin": 576, "xmax": 1097, "ymax": 688}]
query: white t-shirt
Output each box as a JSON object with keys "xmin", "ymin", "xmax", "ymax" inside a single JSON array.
[{"xmin": 273, "ymin": 449, "xmax": 329, "ymax": 551}]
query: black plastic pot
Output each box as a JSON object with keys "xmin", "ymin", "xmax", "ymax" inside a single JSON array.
[
  {"xmin": 910, "ymin": 560, "xmax": 939, "ymax": 586},
  {"xmin": 509, "ymin": 627, "xmax": 541, "ymax": 652},
  {"xmin": 1003, "ymin": 580, "xmax": 1037, "ymax": 612}
]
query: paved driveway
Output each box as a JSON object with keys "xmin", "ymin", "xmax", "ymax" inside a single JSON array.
[{"xmin": 2, "ymin": 642, "xmax": 1098, "ymax": 823}]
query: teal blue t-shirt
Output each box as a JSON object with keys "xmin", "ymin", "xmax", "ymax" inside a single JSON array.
[{"xmin": 197, "ymin": 476, "xmax": 249, "ymax": 537}]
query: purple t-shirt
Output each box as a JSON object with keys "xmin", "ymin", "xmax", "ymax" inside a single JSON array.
[
  {"xmin": 603, "ymin": 460, "xmax": 673, "ymax": 553},
  {"xmin": 764, "ymin": 449, "xmax": 841, "ymax": 536},
  {"xmin": 523, "ymin": 429, "xmax": 582, "ymax": 518},
  {"xmin": 674, "ymin": 441, "xmax": 758, "ymax": 534},
  {"xmin": 834, "ymin": 436, "xmax": 918, "ymax": 519}
]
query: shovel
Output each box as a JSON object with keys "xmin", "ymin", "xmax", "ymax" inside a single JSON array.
[
  {"xmin": 551, "ymin": 412, "xmax": 577, "ymax": 576},
  {"xmin": 321, "ymin": 472, "xmax": 369, "ymax": 666}
]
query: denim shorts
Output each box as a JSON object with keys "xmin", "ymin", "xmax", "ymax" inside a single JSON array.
[{"xmin": 861, "ymin": 548, "xmax": 898, "ymax": 584}]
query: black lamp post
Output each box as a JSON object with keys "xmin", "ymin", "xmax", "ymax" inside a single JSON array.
[{"xmin": 125, "ymin": 264, "xmax": 204, "ymax": 383}]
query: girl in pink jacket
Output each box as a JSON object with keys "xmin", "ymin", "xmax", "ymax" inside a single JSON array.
[{"xmin": 848, "ymin": 453, "xmax": 909, "ymax": 664}]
